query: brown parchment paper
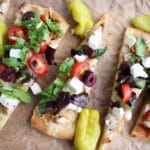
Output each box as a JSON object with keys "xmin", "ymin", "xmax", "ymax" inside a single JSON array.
[{"xmin": 0, "ymin": 0, "xmax": 150, "ymax": 150}]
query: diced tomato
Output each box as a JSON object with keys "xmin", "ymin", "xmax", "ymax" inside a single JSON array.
[
  {"xmin": 131, "ymin": 47, "xmax": 136, "ymax": 55},
  {"xmin": 28, "ymin": 54, "xmax": 48, "ymax": 76},
  {"xmin": 121, "ymin": 84, "xmax": 132, "ymax": 102},
  {"xmin": 70, "ymin": 61, "xmax": 90, "ymax": 81},
  {"xmin": 142, "ymin": 110, "xmax": 150, "ymax": 127},
  {"xmin": 40, "ymin": 15, "xmax": 46, "ymax": 23},
  {"xmin": 8, "ymin": 25, "xmax": 28, "ymax": 45},
  {"xmin": 0, "ymin": 64, "xmax": 6, "ymax": 78},
  {"xmin": 39, "ymin": 41, "xmax": 47, "ymax": 53}
]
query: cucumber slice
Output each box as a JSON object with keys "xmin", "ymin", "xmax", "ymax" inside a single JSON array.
[
  {"xmin": 135, "ymin": 79, "xmax": 146, "ymax": 89},
  {"xmin": 0, "ymin": 19, "xmax": 8, "ymax": 58},
  {"xmin": 132, "ymin": 15, "xmax": 150, "ymax": 32}
]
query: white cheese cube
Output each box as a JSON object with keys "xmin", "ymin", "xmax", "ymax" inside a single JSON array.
[
  {"xmin": 124, "ymin": 109, "xmax": 132, "ymax": 121},
  {"xmin": 0, "ymin": 94, "xmax": 19, "ymax": 110},
  {"xmin": 124, "ymin": 34, "xmax": 136, "ymax": 48},
  {"xmin": 64, "ymin": 77, "xmax": 84, "ymax": 94},
  {"xmin": 74, "ymin": 54, "xmax": 88, "ymax": 62},
  {"xmin": 9, "ymin": 48, "xmax": 21, "ymax": 58},
  {"xmin": 88, "ymin": 28, "xmax": 102, "ymax": 49},
  {"xmin": 142, "ymin": 57, "xmax": 150, "ymax": 68},
  {"xmin": 30, "ymin": 82, "xmax": 42, "ymax": 95},
  {"xmin": 112, "ymin": 107, "xmax": 124, "ymax": 118},
  {"xmin": 130, "ymin": 63, "xmax": 148, "ymax": 78}
]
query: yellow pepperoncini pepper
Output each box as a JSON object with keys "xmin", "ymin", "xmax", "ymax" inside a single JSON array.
[
  {"xmin": 74, "ymin": 108, "xmax": 101, "ymax": 150},
  {"xmin": 132, "ymin": 15, "xmax": 150, "ymax": 32},
  {"xmin": 68, "ymin": 0, "xmax": 93, "ymax": 37}
]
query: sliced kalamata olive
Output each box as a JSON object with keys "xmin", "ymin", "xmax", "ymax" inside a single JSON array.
[
  {"xmin": 83, "ymin": 45, "xmax": 96, "ymax": 58},
  {"xmin": 57, "ymin": 92, "xmax": 70, "ymax": 109},
  {"xmin": 126, "ymin": 99, "xmax": 134, "ymax": 107},
  {"xmin": 83, "ymin": 70, "xmax": 97, "ymax": 87},
  {"xmin": 45, "ymin": 101, "xmax": 59, "ymax": 114},
  {"xmin": 22, "ymin": 11, "xmax": 35, "ymax": 21},
  {"xmin": 117, "ymin": 74, "xmax": 130, "ymax": 83},
  {"xmin": 109, "ymin": 101, "xmax": 122, "ymax": 108},
  {"xmin": 1, "ymin": 67, "xmax": 17, "ymax": 82},
  {"xmin": 70, "ymin": 49, "xmax": 82, "ymax": 57},
  {"xmin": 44, "ymin": 47, "xmax": 57, "ymax": 66},
  {"xmin": 124, "ymin": 76, "xmax": 135, "ymax": 87},
  {"xmin": 115, "ymin": 85, "xmax": 122, "ymax": 97},
  {"xmin": 71, "ymin": 93, "xmax": 89, "ymax": 107},
  {"xmin": 119, "ymin": 61, "xmax": 131, "ymax": 74}
]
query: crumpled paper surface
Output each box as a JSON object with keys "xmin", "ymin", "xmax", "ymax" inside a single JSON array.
[{"xmin": 0, "ymin": 0, "xmax": 150, "ymax": 150}]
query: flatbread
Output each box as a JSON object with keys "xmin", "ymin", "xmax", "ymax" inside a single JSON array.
[
  {"xmin": 98, "ymin": 27, "xmax": 150, "ymax": 149},
  {"xmin": 31, "ymin": 14, "xmax": 108, "ymax": 140}
]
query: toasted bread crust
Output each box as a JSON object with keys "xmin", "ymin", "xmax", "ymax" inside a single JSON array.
[
  {"xmin": 131, "ymin": 124, "xmax": 150, "ymax": 142},
  {"xmin": 31, "ymin": 107, "xmax": 78, "ymax": 140}
]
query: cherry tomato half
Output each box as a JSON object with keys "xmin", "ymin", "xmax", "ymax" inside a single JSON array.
[
  {"xmin": 70, "ymin": 61, "xmax": 90, "ymax": 81},
  {"xmin": 121, "ymin": 84, "xmax": 132, "ymax": 102},
  {"xmin": 40, "ymin": 15, "xmax": 46, "ymax": 23},
  {"xmin": 142, "ymin": 110, "xmax": 150, "ymax": 128},
  {"xmin": 39, "ymin": 41, "xmax": 47, "ymax": 53},
  {"xmin": 28, "ymin": 54, "xmax": 48, "ymax": 76},
  {"xmin": 8, "ymin": 25, "xmax": 28, "ymax": 45}
]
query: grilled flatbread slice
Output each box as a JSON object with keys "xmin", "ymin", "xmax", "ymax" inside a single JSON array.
[
  {"xmin": 99, "ymin": 27, "xmax": 150, "ymax": 149},
  {"xmin": 31, "ymin": 14, "xmax": 108, "ymax": 140},
  {"xmin": 0, "ymin": 2, "xmax": 69, "ymax": 130}
]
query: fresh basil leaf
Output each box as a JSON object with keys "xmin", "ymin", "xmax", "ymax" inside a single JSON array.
[
  {"xmin": 127, "ymin": 53, "xmax": 138, "ymax": 64},
  {"xmin": 59, "ymin": 57, "xmax": 75, "ymax": 74},
  {"xmin": 2, "ymin": 57, "xmax": 25, "ymax": 71},
  {"xmin": 39, "ymin": 77, "xmax": 65, "ymax": 114},
  {"xmin": 4, "ymin": 38, "xmax": 26, "ymax": 50},
  {"xmin": 135, "ymin": 36, "xmax": 147, "ymax": 57},
  {"xmin": 17, "ymin": 11, "xmax": 49, "ymax": 53},
  {"xmin": 46, "ymin": 16, "xmax": 63, "ymax": 37},
  {"xmin": 95, "ymin": 46, "xmax": 107, "ymax": 60},
  {"xmin": 20, "ymin": 47, "xmax": 29, "ymax": 61},
  {"xmin": 0, "ymin": 79, "xmax": 32, "ymax": 103}
]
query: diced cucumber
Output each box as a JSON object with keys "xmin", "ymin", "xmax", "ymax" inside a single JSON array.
[{"xmin": 135, "ymin": 79, "xmax": 146, "ymax": 89}]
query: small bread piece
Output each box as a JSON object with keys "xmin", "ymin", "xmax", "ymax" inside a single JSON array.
[
  {"xmin": 31, "ymin": 106, "xmax": 79, "ymax": 139},
  {"xmin": 31, "ymin": 14, "xmax": 108, "ymax": 140},
  {"xmin": 131, "ymin": 102, "xmax": 150, "ymax": 142},
  {"xmin": 15, "ymin": 2, "xmax": 69, "ymax": 49}
]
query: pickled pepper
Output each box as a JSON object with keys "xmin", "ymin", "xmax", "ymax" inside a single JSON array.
[
  {"xmin": 74, "ymin": 108, "xmax": 101, "ymax": 150},
  {"xmin": 68, "ymin": 0, "xmax": 93, "ymax": 37},
  {"xmin": 132, "ymin": 15, "xmax": 150, "ymax": 32}
]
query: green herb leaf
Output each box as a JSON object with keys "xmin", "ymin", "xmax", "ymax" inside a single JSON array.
[
  {"xmin": 2, "ymin": 57, "xmax": 25, "ymax": 71},
  {"xmin": 39, "ymin": 76, "xmax": 65, "ymax": 114},
  {"xmin": 127, "ymin": 53, "xmax": 138, "ymax": 64},
  {"xmin": 95, "ymin": 46, "xmax": 107, "ymax": 60},
  {"xmin": 0, "ymin": 79, "xmax": 32, "ymax": 103},
  {"xmin": 59, "ymin": 57, "xmax": 75, "ymax": 74},
  {"xmin": 20, "ymin": 47, "xmax": 29, "ymax": 61},
  {"xmin": 135, "ymin": 36, "xmax": 147, "ymax": 57},
  {"xmin": 46, "ymin": 16, "xmax": 63, "ymax": 37}
]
